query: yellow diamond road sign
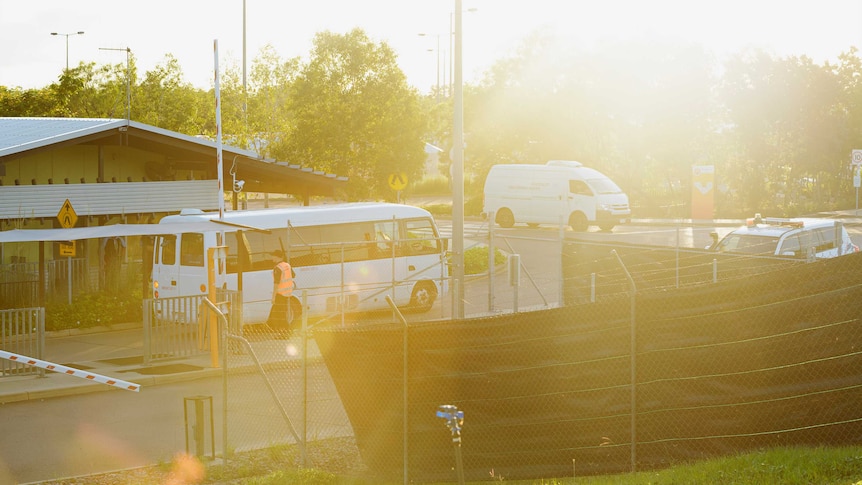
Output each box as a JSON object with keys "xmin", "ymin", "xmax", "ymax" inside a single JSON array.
[
  {"xmin": 388, "ymin": 172, "xmax": 408, "ymax": 191},
  {"xmin": 57, "ymin": 199, "xmax": 78, "ymax": 228}
]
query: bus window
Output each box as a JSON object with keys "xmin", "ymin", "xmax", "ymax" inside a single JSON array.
[
  {"xmin": 160, "ymin": 235, "xmax": 176, "ymax": 265},
  {"xmin": 180, "ymin": 233, "xmax": 204, "ymax": 266},
  {"xmin": 373, "ymin": 220, "xmax": 401, "ymax": 257},
  {"xmin": 405, "ymin": 219, "xmax": 439, "ymax": 255},
  {"xmin": 319, "ymin": 222, "xmax": 369, "ymax": 263},
  {"xmin": 225, "ymin": 231, "xmax": 252, "ymax": 274}
]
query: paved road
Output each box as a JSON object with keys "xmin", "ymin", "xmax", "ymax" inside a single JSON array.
[{"xmin": 0, "ymin": 358, "xmax": 350, "ymax": 484}]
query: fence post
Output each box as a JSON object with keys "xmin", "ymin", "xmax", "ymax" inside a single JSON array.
[
  {"xmin": 385, "ymin": 295, "xmax": 409, "ymax": 485},
  {"xmin": 508, "ymin": 254, "xmax": 520, "ymax": 313},
  {"xmin": 301, "ymin": 289, "xmax": 308, "ymax": 467},
  {"xmin": 611, "ymin": 249, "xmax": 637, "ymax": 473},
  {"xmin": 488, "ymin": 210, "xmax": 495, "ymax": 312}
]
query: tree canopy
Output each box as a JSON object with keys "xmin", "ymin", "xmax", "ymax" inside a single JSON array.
[{"xmin": 2, "ymin": 29, "xmax": 862, "ymax": 216}]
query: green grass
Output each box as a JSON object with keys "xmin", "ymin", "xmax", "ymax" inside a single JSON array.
[{"xmin": 244, "ymin": 446, "xmax": 862, "ymax": 484}]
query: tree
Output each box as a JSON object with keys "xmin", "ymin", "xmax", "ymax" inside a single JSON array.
[
  {"xmin": 136, "ymin": 54, "xmax": 210, "ymax": 135},
  {"xmin": 274, "ymin": 29, "xmax": 425, "ymax": 200},
  {"xmin": 720, "ymin": 49, "xmax": 853, "ymax": 214},
  {"xmin": 467, "ymin": 33, "xmax": 717, "ymax": 216}
]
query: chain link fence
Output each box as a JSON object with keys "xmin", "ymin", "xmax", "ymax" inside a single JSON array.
[
  {"xmin": 314, "ymin": 238, "xmax": 862, "ymax": 481},
  {"xmin": 202, "ymin": 225, "xmax": 862, "ymax": 481}
]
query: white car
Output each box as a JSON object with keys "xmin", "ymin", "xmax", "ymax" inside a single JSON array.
[{"xmin": 709, "ymin": 214, "xmax": 859, "ymax": 259}]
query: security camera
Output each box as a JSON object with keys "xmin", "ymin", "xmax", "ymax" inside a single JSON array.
[{"xmin": 233, "ymin": 180, "xmax": 245, "ymax": 192}]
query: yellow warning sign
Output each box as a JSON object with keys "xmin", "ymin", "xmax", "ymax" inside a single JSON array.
[
  {"xmin": 388, "ymin": 172, "xmax": 408, "ymax": 191},
  {"xmin": 57, "ymin": 199, "xmax": 78, "ymax": 228}
]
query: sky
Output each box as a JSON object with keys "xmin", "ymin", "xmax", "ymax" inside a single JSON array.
[{"xmin": 1, "ymin": 1, "xmax": 861, "ymax": 94}]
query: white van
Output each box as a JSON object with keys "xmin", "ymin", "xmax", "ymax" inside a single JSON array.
[{"xmin": 483, "ymin": 161, "xmax": 631, "ymax": 231}]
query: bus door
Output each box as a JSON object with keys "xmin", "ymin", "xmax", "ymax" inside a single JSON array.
[
  {"xmin": 373, "ymin": 219, "xmax": 408, "ymax": 303},
  {"xmin": 152, "ymin": 234, "xmax": 179, "ymax": 299},
  {"xmin": 176, "ymin": 232, "xmax": 207, "ymax": 297}
]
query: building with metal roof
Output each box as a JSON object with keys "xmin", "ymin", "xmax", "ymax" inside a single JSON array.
[
  {"xmin": 0, "ymin": 117, "xmax": 347, "ymax": 305},
  {"xmin": 0, "ymin": 117, "xmax": 347, "ymax": 223}
]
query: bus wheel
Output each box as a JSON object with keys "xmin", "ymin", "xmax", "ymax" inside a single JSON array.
[
  {"xmin": 410, "ymin": 282, "xmax": 437, "ymax": 313},
  {"xmin": 569, "ymin": 212, "xmax": 588, "ymax": 231},
  {"xmin": 496, "ymin": 208, "xmax": 515, "ymax": 228}
]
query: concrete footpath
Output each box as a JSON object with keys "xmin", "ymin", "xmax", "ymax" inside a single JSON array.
[{"xmin": 0, "ymin": 323, "xmax": 320, "ymax": 404}]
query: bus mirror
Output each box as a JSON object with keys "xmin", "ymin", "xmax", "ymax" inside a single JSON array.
[{"xmin": 441, "ymin": 238, "xmax": 449, "ymax": 252}]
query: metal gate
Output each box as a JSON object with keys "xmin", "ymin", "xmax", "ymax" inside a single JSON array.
[
  {"xmin": 143, "ymin": 290, "xmax": 240, "ymax": 364},
  {"xmin": 0, "ymin": 308, "xmax": 45, "ymax": 377}
]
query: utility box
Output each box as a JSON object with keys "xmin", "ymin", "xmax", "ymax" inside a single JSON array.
[{"xmin": 184, "ymin": 395, "xmax": 215, "ymax": 459}]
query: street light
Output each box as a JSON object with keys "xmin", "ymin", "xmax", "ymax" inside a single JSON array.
[
  {"xmin": 418, "ymin": 32, "xmax": 441, "ymax": 102},
  {"xmin": 50, "ymin": 31, "xmax": 85, "ymax": 71}
]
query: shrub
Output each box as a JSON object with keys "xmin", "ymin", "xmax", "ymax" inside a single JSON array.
[
  {"xmin": 463, "ymin": 245, "xmax": 506, "ymax": 275},
  {"xmin": 45, "ymin": 289, "xmax": 143, "ymax": 331}
]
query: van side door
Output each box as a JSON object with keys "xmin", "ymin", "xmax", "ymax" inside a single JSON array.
[{"xmin": 568, "ymin": 179, "xmax": 597, "ymax": 222}]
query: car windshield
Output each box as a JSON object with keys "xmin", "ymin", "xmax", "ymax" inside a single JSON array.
[{"xmin": 715, "ymin": 234, "xmax": 780, "ymax": 255}]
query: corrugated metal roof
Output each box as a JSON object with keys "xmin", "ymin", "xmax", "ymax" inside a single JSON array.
[
  {"xmin": 0, "ymin": 118, "xmax": 125, "ymax": 157},
  {"xmin": 0, "ymin": 117, "xmax": 347, "ymax": 196}
]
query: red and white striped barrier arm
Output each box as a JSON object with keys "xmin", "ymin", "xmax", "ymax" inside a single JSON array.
[{"xmin": 0, "ymin": 350, "xmax": 141, "ymax": 392}]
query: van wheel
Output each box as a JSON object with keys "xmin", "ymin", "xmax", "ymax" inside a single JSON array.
[
  {"xmin": 569, "ymin": 212, "xmax": 588, "ymax": 231},
  {"xmin": 599, "ymin": 223, "xmax": 615, "ymax": 231},
  {"xmin": 410, "ymin": 282, "xmax": 437, "ymax": 313},
  {"xmin": 527, "ymin": 223, "xmax": 539, "ymax": 228},
  {"xmin": 496, "ymin": 208, "xmax": 515, "ymax": 228}
]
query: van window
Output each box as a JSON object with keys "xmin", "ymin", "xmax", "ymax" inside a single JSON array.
[
  {"xmin": 586, "ymin": 177, "xmax": 624, "ymax": 194},
  {"xmin": 180, "ymin": 233, "xmax": 205, "ymax": 266},
  {"xmin": 569, "ymin": 180, "xmax": 593, "ymax": 196},
  {"xmin": 160, "ymin": 235, "xmax": 176, "ymax": 265}
]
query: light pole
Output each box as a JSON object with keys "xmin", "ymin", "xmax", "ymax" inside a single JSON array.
[
  {"xmin": 452, "ymin": 0, "xmax": 465, "ymax": 319},
  {"xmin": 418, "ymin": 33, "xmax": 441, "ymax": 102},
  {"xmin": 448, "ymin": 8, "xmax": 476, "ymax": 97},
  {"xmin": 50, "ymin": 31, "xmax": 84, "ymax": 71}
]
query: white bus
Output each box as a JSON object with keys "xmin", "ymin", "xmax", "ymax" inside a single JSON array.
[{"xmin": 151, "ymin": 202, "xmax": 448, "ymax": 329}]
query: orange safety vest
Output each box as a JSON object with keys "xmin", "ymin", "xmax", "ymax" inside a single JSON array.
[{"xmin": 275, "ymin": 261, "xmax": 295, "ymax": 296}]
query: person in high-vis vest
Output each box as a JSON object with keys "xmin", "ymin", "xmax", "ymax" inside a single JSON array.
[{"xmin": 267, "ymin": 250, "xmax": 295, "ymax": 333}]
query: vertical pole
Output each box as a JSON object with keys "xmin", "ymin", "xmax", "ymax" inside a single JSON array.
[
  {"xmin": 612, "ymin": 250, "xmax": 637, "ymax": 473},
  {"xmin": 435, "ymin": 34, "xmax": 441, "ymax": 103},
  {"xmin": 214, "ymin": 39, "xmax": 225, "ymax": 222},
  {"xmin": 488, "ymin": 210, "xmax": 494, "ymax": 312},
  {"xmin": 403, "ymin": 306, "xmax": 409, "ymax": 485},
  {"xmin": 125, "ymin": 48, "xmax": 131, "ymax": 120},
  {"xmin": 207, "ymin": 247, "xmax": 219, "ymax": 368},
  {"xmin": 67, "ymin": 256, "xmax": 72, "ymax": 305},
  {"xmin": 452, "ymin": 0, "xmax": 465, "ymax": 319},
  {"xmin": 559, "ymin": 214, "xmax": 565, "ymax": 306},
  {"xmin": 242, "ymin": 0, "xmax": 247, "ymax": 122},
  {"xmin": 301, "ymin": 290, "xmax": 308, "ymax": 466}
]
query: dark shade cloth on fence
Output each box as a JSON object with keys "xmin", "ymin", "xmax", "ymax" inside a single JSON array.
[{"xmin": 316, "ymin": 249, "xmax": 862, "ymax": 482}]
